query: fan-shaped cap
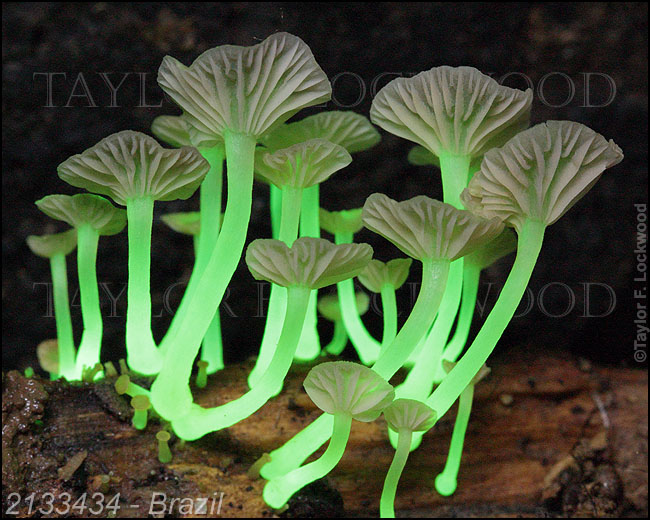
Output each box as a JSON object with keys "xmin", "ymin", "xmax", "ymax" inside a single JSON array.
[
  {"xmin": 27, "ymin": 229, "xmax": 77, "ymax": 258},
  {"xmin": 35, "ymin": 194, "xmax": 126, "ymax": 236},
  {"xmin": 151, "ymin": 115, "xmax": 193, "ymax": 148},
  {"xmin": 157, "ymin": 32, "xmax": 332, "ymax": 145},
  {"xmin": 304, "ymin": 361, "xmax": 395, "ymax": 422},
  {"xmin": 160, "ymin": 212, "xmax": 201, "ymax": 236},
  {"xmin": 357, "ymin": 258, "xmax": 413, "ymax": 293},
  {"xmin": 362, "ymin": 193, "xmax": 504, "ymax": 261},
  {"xmin": 262, "ymin": 111, "xmax": 380, "ymax": 153},
  {"xmin": 466, "ymin": 228, "xmax": 517, "ymax": 269},
  {"xmin": 461, "ymin": 121, "xmax": 623, "ymax": 232},
  {"xmin": 319, "ymin": 208, "xmax": 364, "ymax": 235},
  {"xmin": 442, "ymin": 360, "xmax": 491, "ymax": 385},
  {"xmin": 246, "ymin": 237, "xmax": 372, "ymax": 289},
  {"xmin": 371, "ymin": 66, "xmax": 532, "ymax": 159},
  {"xmin": 318, "ymin": 292, "xmax": 370, "ymax": 322},
  {"xmin": 57, "ymin": 131, "xmax": 210, "ymax": 206},
  {"xmin": 255, "ymin": 139, "xmax": 351, "ymax": 189},
  {"xmin": 36, "ymin": 339, "xmax": 59, "ymax": 374},
  {"xmin": 383, "ymin": 398, "xmax": 437, "ymax": 433}
]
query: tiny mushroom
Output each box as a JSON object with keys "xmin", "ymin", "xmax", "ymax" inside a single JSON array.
[
  {"xmin": 26, "ymin": 229, "xmax": 77, "ymax": 379},
  {"xmin": 381, "ymin": 399, "xmax": 437, "ymax": 518},
  {"xmin": 358, "ymin": 258, "xmax": 413, "ymax": 350},
  {"xmin": 156, "ymin": 431, "xmax": 172, "ymax": 463},
  {"xmin": 36, "ymin": 194, "xmax": 126, "ymax": 378},
  {"xmin": 131, "ymin": 394, "xmax": 151, "ymax": 430},
  {"xmin": 264, "ymin": 361, "xmax": 395, "ymax": 508}
]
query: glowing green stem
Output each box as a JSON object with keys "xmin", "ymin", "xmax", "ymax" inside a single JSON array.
[
  {"xmin": 324, "ymin": 320, "xmax": 348, "ymax": 356},
  {"xmin": 125, "ymin": 196, "xmax": 161, "ymax": 375},
  {"xmin": 441, "ymin": 261, "xmax": 481, "ymax": 370},
  {"xmin": 49, "ymin": 253, "xmax": 76, "ymax": 379},
  {"xmin": 395, "ymin": 258, "xmax": 463, "ymax": 401},
  {"xmin": 263, "ymin": 413, "xmax": 352, "ymax": 508},
  {"xmin": 73, "ymin": 225, "xmax": 102, "ymax": 377},
  {"xmin": 170, "ymin": 286, "xmax": 311, "ymax": 440},
  {"xmin": 380, "ymin": 429, "xmax": 412, "ymax": 518},
  {"xmin": 295, "ymin": 185, "xmax": 321, "ymax": 361},
  {"xmin": 152, "ymin": 131, "xmax": 257, "ymax": 420},
  {"xmin": 260, "ymin": 259, "xmax": 449, "ymax": 479},
  {"xmin": 270, "ymin": 184, "xmax": 282, "ymax": 240},
  {"xmin": 335, "ymin": 230, "xmax": 380, "ymax": 364},
  {"xmin": 202, "ymin": 313, "xmax": 224, "ymax": 374},
  {"xmin": 132, "ymin": 409, "xmax": 148, "ymax": 430},
  {"xmin": 380, "ymin": 285, "xmax": 398, "ymax": 351},
  {"xmin": 435, "ymin": 383, "xmax": 474, "ymax": 496},
  {"xmin": 427, "ymin": 219, "xmax": 545, "ymax": 418},
  {"xmin": 248, "ymin": 186, "xmax": 303, "ymax": 389}
]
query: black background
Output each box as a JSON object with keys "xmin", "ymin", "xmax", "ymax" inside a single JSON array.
[{"xmin": 2, "ymin": 3, "xmax": 648, "ymax": 371}]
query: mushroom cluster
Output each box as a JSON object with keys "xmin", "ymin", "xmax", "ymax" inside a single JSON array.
[{"xmin": 27, "ymin": 32, "xmax": 622, "ymax": 517}]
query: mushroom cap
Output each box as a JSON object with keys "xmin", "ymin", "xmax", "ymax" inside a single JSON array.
[
  {"xmin": 156, "ymin": 430, "xmax": 171, "ymax": 442},
  {"xmin": 357, "ymin": 257, "xmax": 413, "ymax": 293},
  {"xmin": 442, "ymin": 360, "xmax": 491, "ymax": 385},
  {"xmin": 114, "ymin": 374, "xmax": 131, "ymax": 395},
  {"xmin": 383, "ymin": 398, "xmax": 437, "ymax": 433},
  {"xmin": 370, "ymin": 66, "xmax": 532, "ymax": 159},
  {"xmin": 362, "ymin": 193, "xmax": 504, "ymax": 261},
  {"xmin": 461, "ymin": 121, "xmax": 623, "ymax": 232},
  {"xmin": 36, "ymin": 339, "xmax": 59, "ymax": 374},
  {"xmin": 318, "ymin": 291, "xmax": 370, "ymax": 322},
  {"xmin": 466, "ymin": 228, "xmax": 517, "ymax": 270},
  {"xmin": 319, "ymin": 208, "xmax": 364, "ymax": 235},
  {"xmin": 157, "ymin": 32, "xmax": 331, "ymax": 145},
  {"xmin": 151, "ymin": 114, "xmax": 194, "ymax": 148},
  {"xmin": 303, "ymin": 361, "xmax": 395, "ymax": 422},
  {"xmin": 58, "ymin": 131, "xmax": 210, "ymax": 206},
  {"xmin": 131, "ymin": 394, "xmax": 151, "ymax": 411},
  {"xmin": 261, "ymin": 111, "xmax": 380, "ymax": 153},
  {"xmin": 160, "ymin": 212, "xmax": 201, "ymax": 236},
  {"xmin": 26, "ymin": 229, "xmax": 77, "ymax": 258},
  {"xmin": 255, "ymin": 139, "xmax": 351, "ymax": 189},
  {"xmin": 35, "ymin": 194, "xmax": 126, "ymax": 236},
  {"xmin": 245, "ymin": 237, "xmax": 372, "ymax": 289}
]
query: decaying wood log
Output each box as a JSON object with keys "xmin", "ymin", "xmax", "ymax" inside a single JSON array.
[{"xmin": 2, "ymin": 348, "xmax": 647, "ymax": 518}]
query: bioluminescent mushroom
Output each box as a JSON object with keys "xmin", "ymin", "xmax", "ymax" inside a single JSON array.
[
  {"xmin": 131, "ymin": 394, "xmax": 151, "ymax": 430},
  {"xmin": 434, "ymin": 363, "xmax": 490, "ymax": 497},
  {"xmin": 161, "ymin": 211, "xmax": 224, "ymax": 374},
  {"xmin": 35, "ymin": 194, "xmax": 126, "ymax": 379},
  {"xmin": 156, "ymin": 431, "xmax": 172, "ymax": 463},
  {"xmin": 167, "ymin": 237, "xmax": 373, "ymax": 439},
  {"xmin": 317, "ymin": 291, "xmax": 370, "ymax": 356},
  {"xmin": 380, "ymin": 399, "xmax": 437, "ymax": 518},
  {"xmin": 195, "ymin": 360, "xmax": 209, "ymax": 389},
  {"xmin": 319, "ymin": 207, "xmax": 383, "ymax": 363},
  {"xmin": 263, "ymin": 361, "xmax": 395, "ymax": 509},
  {"xmin": 26, "ymin": 229, "xmax": 77, "ymax": 379},
  {"xmin": 358, "ymin": 258, "xmax": 413, "ymax": 352},
  {"xmin": 247, "ymin": 139, "xmax": 352, "ymax": 387},
  {"xmin": 36, "ymin": 339, "xmax": 59, "ymax": 379},
  {"xmin": 57, "ymin": 131, "xmax": 209, "ymax": 376},
  {"xmin": 260, "ymin": 112, "xmax": 380, "ymax": 360},
  {"xmin": 427, "ymin": 121, "xmax": 623, "ymax": 422},
  {"xmin": 260, "ymin": 194, "xmax": 501, "ymax": 480},
  {"xmin": 152, "ymin": 33, "xmax": 332, "ymax": 418},
  {"xmin": 114, "ymin": 374, "xmax": 149, "ymax": 398},
  {"xmin": 103, "ymin": 361, "xmax": 118, "ymax": 378}
]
